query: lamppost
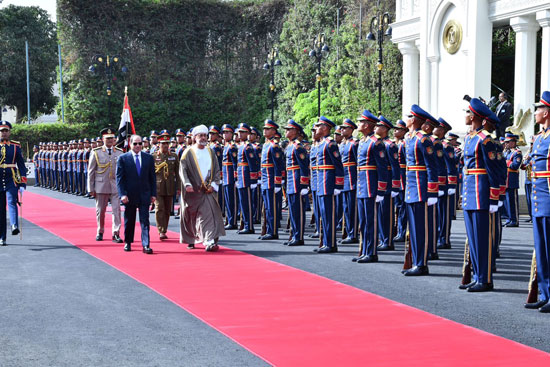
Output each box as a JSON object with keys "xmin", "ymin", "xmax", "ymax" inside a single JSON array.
[
  {"xmin": 262, "ymin": 48, "xmax": 282, "ymax": 121},
  {"xmin": 309, "ymin": 33, "xmax": 329, "ymax": 118},
  {"xmin": 366, "ymin": 1, "xmax": 392, "ymax": 115},
  {"xmin": 88, "ymin": 54, "xmax": 128, "ymax": 125}
]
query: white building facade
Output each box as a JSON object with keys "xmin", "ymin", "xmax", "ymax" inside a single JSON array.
[{"xmin": 392, "ymin": 0, "xmax": 550, "ymax": 136}]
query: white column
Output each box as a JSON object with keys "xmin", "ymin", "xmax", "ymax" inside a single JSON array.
[
  {"xmin": 428, "ymin": 56, "xmax": 439, "ymax": 116},
  {"xmin": 466, "ymin": 0, "xmax": 492, "ymax": 101},
  {"xmin": 537, "ymin": 10, "xmax": 550, "ymax": 94},
  {"xmin": 510, "ymin": 16, "xmax": 540, "ymax": 115},
  {"xmin": 398, "ymin": 41, "xmax": 419, "ymax": 117},
  {"xmin": 417, "ymin": 39, "xmax": 431, "ymax": 110}
]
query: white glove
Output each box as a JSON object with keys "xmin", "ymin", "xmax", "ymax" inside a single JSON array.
[
  {"xmin": 19, "ymin": 187, "xmax": 25, "ymax": 194},
  {"xmin": 300, "ymin": 188, "xmax": 309, "ymax": 196},
  {"xmin": 211, "ymin": 182, "xmax": 219, "ymax": 192},
  {"xmin": 438, "ymin": 190, "xmax": 444, "ymax": 197},
  {"xmin": 448, "ymin": 188, "xmax": 456, "ymax": 195},
  {"xmin": 489, "ymin": 205, "xmax": 498, "ymax": 213},
  {"xmin": 498, "ymin": 200, "xmax": 503, "ymax": 208},
  {"xmin": 391, "ymin": 191, "xmax": 399, "ymax": 198},
  {"xmin": 427, "ymin": 197, "xmax": 438, "ymax": 206},
  {"xmin": 275, "ymin": 187, "xmax": 282, "ymax": 194},
  {"xmin": 251, "ymin": 184, "xmax": 257, "ymax": 190},
  {"xmin": 334, "ymin": 189, "xmax": 341, "ymax": 196},
  {"xmin": 376, "ymin": 195, "xmax": 384, "ymax": 203}
]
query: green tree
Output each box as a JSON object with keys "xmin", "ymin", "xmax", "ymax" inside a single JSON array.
[{"xmin": 0, "ymin": 5, "xmax": 58, "ymax": 122}]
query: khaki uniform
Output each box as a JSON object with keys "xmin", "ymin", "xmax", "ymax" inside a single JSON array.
[
  {"xmin": 154, "ymin": 151, "xmax": 180, "ymax": 235},
  {"xmin": 87, "ymin": 146, "xmax": 123, "ymax": 236}
]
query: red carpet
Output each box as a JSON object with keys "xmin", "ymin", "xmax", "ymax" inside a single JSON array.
[{"xmin": 23, "ymin": 192, "xmax": 549, "ymax": 365}]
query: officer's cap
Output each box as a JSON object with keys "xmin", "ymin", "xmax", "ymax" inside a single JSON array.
[
  {"xmin": 83, "ymin": 138, "xmax": 91, "ymax": 143},
  {"xmin": 341, "ymin": 118, "xmax": 357, "ymax": 129},
  {"xmin": 315, "ymin": 116, "xmax": 336, "ymax": 129},
  {"xmin": 264, "ymin": 119, "xmax": 279, "ymax": 130},
  {"xmin": 252, "ymin": 127, "xmax": 261, "ymax": 136},
  {"xmin": 437, "ymin": 117, "xmax": 452, "ymax": 131},
  {"xmin": 468, "ymin": 98, "xmax": 495, "ymax": 123},
  {"xmin": 209, "ymin": 125, "xmax": 221, "ymax": 134},
  {"xmin": 377, "ymin": 115, "xmax": 394, "ymax": 129},
  {"xmin": 175, "ymin": 128, "xmax": 185, "ymax": 136},
  {"xmin": 357, "ymin": 110, "xmax": 379, "ymax": 123},
  {"xmin": 143, "ymin": 136, "xmax": 151, "ymax": 142},
  {"xmin": 237, "ymin": 123, "xmax": 251, "ymax": 133},
  {"xmin": 150, "ymin": 130, "xmax": 160, "ymax": 137},
  {"xmin": 484, "ymin": 110, "xmax": 500, "ymax": 127},
  {"xmin": 222, "ymin": 124, "xmax": 235, "ymax": 133},
  {"xmin": 409, "ymin": 104, "xmax": 436, "ymax": 124},
  {"xmin": 186, "ymin": 130, "xmax": 193, "ymax": 137},
  {"xmin": 504, "ymin": 132, "xmax": 519, "ymax": 142},
  {"xmin": 534, "ymin": 91, "xmax": 550, "ymax": 109},
  {"xmin": 100, "ymin": 127, "xmax": 116, "ymax": 139},
  {"xmin": 447, "ymin": 132, "xmax": 459, "ymax": 140},
  {"xmin": 395, "ymin": 119, "xmax": 407, "ymax": 129},
  {"xmin": 158, "ymin": 129, "xmax": 171, "ymax": 143},
  {"xmin": 283, "ymin": 119, "xmax": 302, "ymax": 131},
  {"xmin": 0, "ymin": 121, "xmax": 12, "ymax": 130},
  {"xmin": 334, "ymin": 126, "xmax": 342, "ymax": 135}
]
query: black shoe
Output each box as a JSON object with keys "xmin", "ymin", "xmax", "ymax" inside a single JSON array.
[
  {"xmin": 524, "ymin": 299, "xmax": 548, "ymax": 309},
  {"xmin": 393, "ymin": 235, "xmax": 405, "ymax": 242},
  {"xmin": 459, "ymin": 281, "xmax": 476, "ymax": 290},
  {"xmin": 403, "ymin": 266, "xmax": 429, "ymax": 276},
  {"xmin": 427, "ymin": 253, "xmax": 439, "ymax": 260},
  {"xmin": 287, "ymin": 240, "xmax": 304, "ymax": 246},
  {"xmin": 467, "ymin": 282, "xmax": 493, "ymax": 292},
  {"xmin": 539, "ymin": 303, "xmax": 550, "ymax": 313},
  {"xmin": 112, "ymin": 234, "xmax": 123, "ymax": 243},
  {"xmin": 340, "ymin": 238, "xmax": 359, "ymax": 244},
  {"xmin": 187, "ymin": 244, "xmax": 195, "ymax": 249},
  {"xmin": 260, "ymin": 234, "xmax": 279, "ymax": 240},
  {"xmin": 357, "ymin": 254, "xmax": 378, "ymax": 263},
  {"xmin": 224, "ymin": 224, "xmax": 237, "ymax": 230},
  {"xmin": 352, "ymin": 255, "xmax": 364, "ymax": 262},
  {"xmin": 525, "ymin": 218, "xmax": 533, "ymax": 223},
  {"xmin": 0, "ymin": 239, "xmax": 6, "ymax": 246},
  {"xmin": 96, "ymin": 233, "xmax": 103, "ymax": 241},
  {"xmin": 237, "ymin": 229, "xmax": 255, "ymax": 235},
  {"xmin": 437, "ymin": 243, "xmax": 451, "ymax": 249},
  {"xmin": 124, "ymin": 243, "xmax": 131, "ymax": 252},
  {"xmin": 506, "ymin": 223, "xmax": 519, "ymax": 228},
  {"xmin": 495, "ymin": 251, "xmax": 501, "ymax": 259},
  {"xmin": 377, "ymin": 244, "xmax": 394, "ymax": 251},
  {"xmin": 11, "ymin": 225, "xmax": 19, "ymax": 235},
  {"xmin": 316, "ymin": 246, "xmax": 337, "ymax": 254},
  {"xmin": 142, "ymin": 246, "xmax": 153, "ymax": 254},
  {"xmin": 308, "ymin": 232, "xmax": 319, "ymax": 239}
]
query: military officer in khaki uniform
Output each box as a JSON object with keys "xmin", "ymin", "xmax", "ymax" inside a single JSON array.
[
  {"xmin": 87, "ymin": 127, "xmax": 124, "ymax": 243},
  {"xmin": 154, "ymin": 130, "xmax": 180, "ymax": 239}
]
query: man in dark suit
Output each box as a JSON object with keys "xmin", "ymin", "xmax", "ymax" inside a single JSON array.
[
  {"xmin": 116, "ymin": 135, "xmax": 157, "ymax": 254},
  {"xmin": 496, "ymin": 93, "xmax": 513, "ymax": 138}
]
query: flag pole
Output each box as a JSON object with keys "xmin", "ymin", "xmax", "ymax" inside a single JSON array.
[
  {"xmin": 125, "ymin": 86, "xmax": 129, "ymax": 150},
  {"xmin": 25, "ymin": 40, "xmax": 31, "ymax": 124}
]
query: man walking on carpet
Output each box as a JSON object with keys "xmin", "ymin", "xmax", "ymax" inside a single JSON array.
[{"xmin": 179, "ymin": 125, "xmax": 226, "ymax": 251}]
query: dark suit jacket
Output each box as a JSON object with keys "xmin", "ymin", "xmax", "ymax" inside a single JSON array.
[
  {"xmin": 497, "ymin": 101, "xmax": 513, "ymax": 126},
  {"xmin": 116, "ymin": 151, "xmax": 157, "ymax": 206}
]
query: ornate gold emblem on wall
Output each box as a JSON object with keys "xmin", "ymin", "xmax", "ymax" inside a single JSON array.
[{"xmin": 442, "ymin": 20, "xmax": 462, "ymax": 55}]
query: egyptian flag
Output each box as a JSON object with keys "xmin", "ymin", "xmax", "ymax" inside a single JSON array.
[{"xmin": 117, "ymin": 94, "xmax": 136, "ymax": 149}]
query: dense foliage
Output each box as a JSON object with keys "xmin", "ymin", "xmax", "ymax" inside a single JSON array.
[{"xmin": 0, "ymin": 5, "xmax": 58, "ymax": 122}]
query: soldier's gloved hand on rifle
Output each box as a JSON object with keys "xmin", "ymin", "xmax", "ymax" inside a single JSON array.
[
  {"xmin": 300, "ymin": 188, "xmax": 309, "ymax": 196},
  {"xmin": 498, "ymin": 200, "xmax": 503, "ymax": 207},
  {"xmin": 391, "ymin": 191, "xmax": 399, "ymax": 198},
  {"xmin": 427, "ymin": 197, "xmax": 438, "ymax": 206},
  {"xmin": 251, "ymin": 184, "xmax": 257, "ymax": 190},
  {"xmin": 334, "ymin": 189, "xmax": 341, "ymax": 196},
  {"xmin": 438, "ymin": 190, "xmax": 444, "ymax": 197},
  {"xmin": 376, "ymin": 195, "xmax": 384, "ymax": 203},
  {"xmin": 448, "ymin": 188, "xmax": 456, "ymax": 195},
  {"xmin": 275, "ymin": 187, "xmax": 281, "ymax": 194},
  {"xmin": 489, "ymin": 204, "xmax": 498, "ymax": 213}
]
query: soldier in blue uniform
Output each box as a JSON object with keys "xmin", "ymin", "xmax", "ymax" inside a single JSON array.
[
  {"xmin": 209, "ymin": 125, "xmax": 224, "ymax": 214},
  {"xmin": 313, "ymin": 116, "xmax": 344, "ymax": 253},
  {"xmin": 503, "ymin": 133, "xmax": 522, "ymax": 227},
  {"xmin": 339, "ymin": 119, "xmax": 359, "ymax": 244},
  {"xmin": 334, "ymin": 126, "xmax": 344, "ymax": 232},
  {"xmin": 83, "ymin": 138, "xmax": 92, "ymax": 197},
  {"xmin": 376, "ymin": 116, "xmax": 400, "ymax": 251},
  {"xmin": 235, "ymin": 123, "xmax": 259, "ymax": 234},
  {"xmin": 434, "ymin": 118, "xmax": 458, "ymax": 249},
  {"xmin": 249, "ymin": 127, "xmax": 263, "ymax": 224},
  {"xmin": 521, "ymin": 136, "xmax": 534, "ymax": 223},
  {"xmin": 259, "ymin": 119, "xmax": 285, "ymax": 240},
  {"xmin": 309, "ymin": 128, "xmax": 321, "ymax": 238},
  {"xmin": 352, "ymin": 110, "xmax": 388, "ymax": 263},
  {"xmin": 0, "ymin": 121, "xmax": 27, "ymax": 245},
  {"xmin": 460, "ymin": 98, "xmax": 501, "ymax": 292},
  {"xmin": 393, "ymin": 120, "xmax": 408, "ymax": 242},
  {"xmin": 283, "ymin": 119, "xmax": 309, "ymax": 246},
  {"xmin": 525, "ymin": 91, "xmax": 550, "ymax": 312},
  {"xmin": 403, "ymin": 105, "xmax": 439, "ymax": 276},
  {"xmin": 221, "ymin": 124, "xmax": 239, "ymax": 230},
  {"xmin": 149, "ymin": 130, "xmax": 160, "ymax": 154}
]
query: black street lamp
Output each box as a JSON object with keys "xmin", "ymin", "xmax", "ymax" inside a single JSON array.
[
  {"xmin": 309, "ymin": 33, "xmax": 329, "ymax": 118},
  {"xmin": 262, "ymin": 48, "xmax": 282, "ymax": 121},
  {"xmin": 366, "ymin": 0, "xmax": 392, "ymax": 115},
  {"xmin": 88, "ymin": 54, "xmax": 128, "ymax": 125}
]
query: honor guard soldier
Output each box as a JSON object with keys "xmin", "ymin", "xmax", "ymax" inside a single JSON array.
[
  {"xmin": 339, "ymin": 118, "xmax": 359, "ymax": 244},
  {"xmin": 309, "ymin": 128, "xmax": 321, "ymax": 238},
  {"xmin": 525, "ymin": 91, "xmax": 550, "ymax": 312},
  {"xmin": 43, "ymin": 142, "xmax": 51, "ymax": 188},
  {"xmin": 186, "ymin": 130, "xmax": 193, "ymax": 147},
  {"xmin": 259, "ymin": 119, "xmax": 284, "ymax": 240},
  {"xmin": 460, "ymin": 98, "xmax": 501, "ymax": 292},
  {"xmin": 353, "ymin": 110, "xmax": 388, "ymax": 263},
  {"xmin": 209, "ymin": 125, "xmax": 224, "ymax": 213},
  {"xmin": 149, "ymin": 130, "xmax": 160, "ymax": 154},
  {"xmin": 521, "ymin": 136, "xmax": 535, "ymax": 223},
  {"xmin": 393, "ymin": 120, "xmax": 408, "ymax": 242},
  {"xmin": 32, "ymin": 145, "xmax": 40, "ymax": 186},
  {"xmin": 62, "ymin": 141, "xmax": 70, "ymax": 192},
  {"xmin": 283, "ymin": 120, "xmax": 309, "ymax": 246},
  {"xmin": 83, "ymin": 138, "xmax": 92, "ymax": 197},
  {"xmin": 503, "ymin": 133, "xmax": 522, "ymax": 227},
  {"xmin": 334, "ymin": 126, "xmax": 344, "ymax": 232},
  {"xmin": 175, "ymin": 128, "xmax": 186, "ymax": 159},
  {"xmin": 87, "ymin": 128, "xmax": 124, "ymax": 243},
  {"xmin": 403, "ymin": 105, "xmax": 439, "ymax": 276},
  {"xmin": 376, "ymin": 116, "xmax": 400, "ymax": 252},
  {"xmin": 221, "ymin": 124, "xmax": 239, "ymax": 229},
  {"xmin": 251, "ymin": 127, "xmax": 263, "ymax": 224},
  {"xmin": 50, "ymin": 142, "xmax": 59, "ymax": 190},
  {"xmin": 143, "ymin": 137, "xmax": 151, "ymax": 153},
  {"xmin": 273, "ymin": 130, "xmax": 284, "ymax": 230},
  {"xmin": 235, "ymin": 123, "xmax": 259, "ymax": 234},
  {"xmin": 153, "ymin": 130, "xmax": 180, "ymax": 240},
  {"xmin": 71, "ymin": 140, "xmax": 79, "ymax": 193},
  {"xmin": 435, "ymin": 118, "xmax": 458, "ymax": 249},
  {"xmin": 313, "ymin": 116, "xmax": 345, "ymax": 254},
  {"xmin": 0, "ymin": 121, "xmax": 27, "ymax": 245}
]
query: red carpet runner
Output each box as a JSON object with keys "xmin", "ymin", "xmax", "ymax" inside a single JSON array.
[{"xmin": 23, "ymin": 192, "xmax": 549, "ymax": 365}]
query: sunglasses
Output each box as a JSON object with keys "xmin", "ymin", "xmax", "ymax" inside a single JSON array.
[{"xmin": 133, "ymin": 142, "xmax": 143, "ymax": 146}]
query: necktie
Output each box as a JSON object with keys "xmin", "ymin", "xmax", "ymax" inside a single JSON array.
[
  {"xmin": 135, "ymin": 154, "xmax": 141, "ymax": 176},
  {"xmin": 108, "ymin": 148, "xmax": 111, "ymax": 155}
]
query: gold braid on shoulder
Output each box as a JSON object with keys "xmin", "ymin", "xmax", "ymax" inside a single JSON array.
[{"xmin": 93, "ymin": 150, "xmax": 113, "ymax": 178}]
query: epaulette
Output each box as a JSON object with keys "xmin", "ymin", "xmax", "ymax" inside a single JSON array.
[
  {"xmin": 10, "ymin": 140, "xmax": 20, "ymax": 145},
  {"xmin": 115, "ymin": 147, "xmax": 123, "ymax": 152},
  {"xmin": 477, "ymin": 131, "xmax": 487, "ymax": 140},
  {"xmin": 93, "ymin": 147, "xmax": 102, "ymax": 151},
  {"xmin": 416, "ymin": 131, "xmax": 425, "ymax": 139}
]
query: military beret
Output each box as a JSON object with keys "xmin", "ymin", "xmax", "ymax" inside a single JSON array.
[
  {"xmin": 377, "ymin": 115, "xmax": 394, "ymax": 129},
  {"xmin": 357, "ymin": 109, "xmax": 379, "ymax": 123},
  {"xmin": 534, "ymin": 91, "xmax": 550, "ymax": 108}
]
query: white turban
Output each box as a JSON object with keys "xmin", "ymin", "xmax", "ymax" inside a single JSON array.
[{"xmin": 193, "ymin": 124, "xmax": 208, "ymax": 136}]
